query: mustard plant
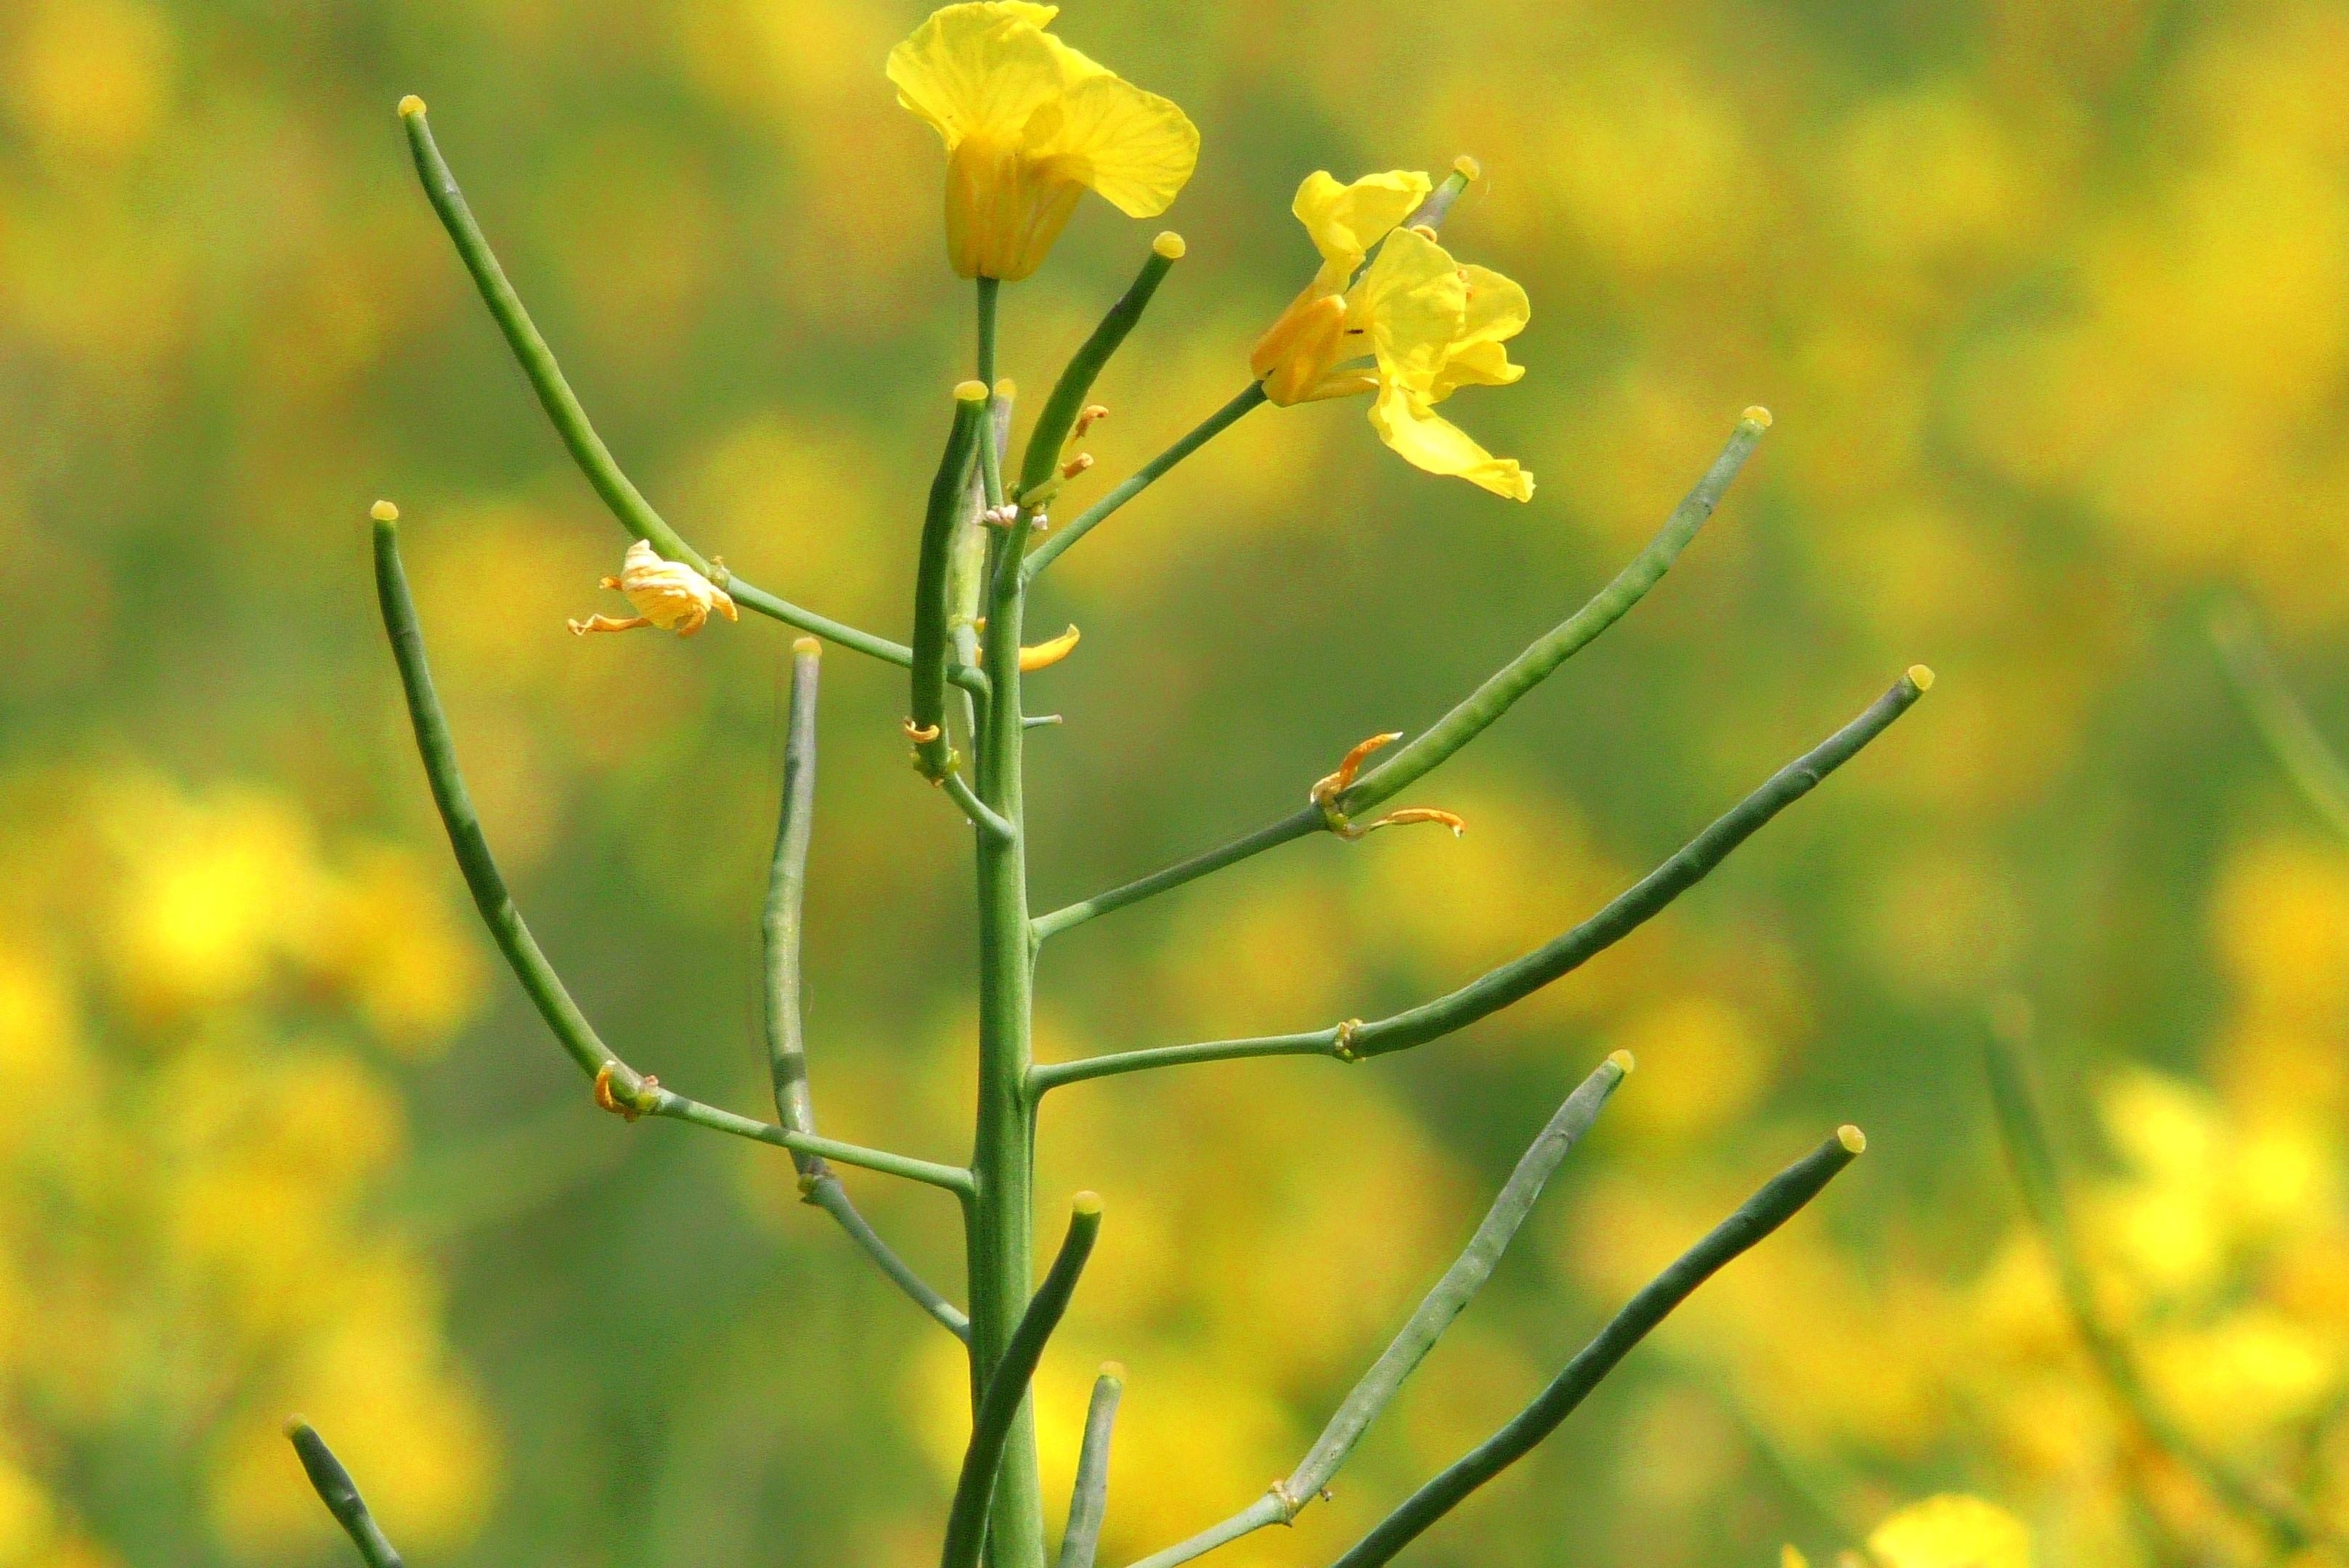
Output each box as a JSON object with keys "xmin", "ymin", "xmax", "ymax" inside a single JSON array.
[{"xmin": 294, "ymin": 7, "xmax": 1936, "ymax": 1564}]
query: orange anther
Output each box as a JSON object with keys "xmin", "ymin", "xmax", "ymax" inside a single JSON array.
[{"xmin": 593, "ymin": 1063, "xmax": 658, "ymax": 1122}]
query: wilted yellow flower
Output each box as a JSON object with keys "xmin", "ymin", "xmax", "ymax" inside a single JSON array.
[
  {"xmin": 1250, "ymin": 169, "xmax": 1534, "ymax": 499},
  {"xmin": 1865, "ymin": 1494, "xmax": 2031, "ymax": 1568},
  {"xmin": 568, "ymin": 539, "xmax": 738, "ymax": 637},
  {"xmin": 887, "ymin": 3, "xmax": 1198, "ymax": 281}
]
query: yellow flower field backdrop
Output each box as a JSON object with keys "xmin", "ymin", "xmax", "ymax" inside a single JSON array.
[{"xmin": 7, "ymin": 0, "xmax": 2349, "ymax": 1564}]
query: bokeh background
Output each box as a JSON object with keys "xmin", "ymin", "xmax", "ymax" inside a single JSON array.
[{"xmin": 9, "ymin": 0, "xmax": 2349, "ymax": 1564}]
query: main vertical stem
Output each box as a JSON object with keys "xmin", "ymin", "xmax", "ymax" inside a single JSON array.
[{"xmin": 967, "ymin": 276, "xmax": 1049, "ymax": 1568}]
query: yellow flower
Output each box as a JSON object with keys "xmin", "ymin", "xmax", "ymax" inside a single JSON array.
[
  {"xmin": 1865, "ymin": 1495, "xmax": 2030, "ymax": 1568},
  {"xmin": 1782, "ymin": 1495, "xmax": 2031, "ymax": 1568},
  {"xmin": 888, "ymin": 3, "xmax": 1198, "ymax": 281},
  {"xmin": 1250, "ymin": 169, "xmax": 1534, "ymax": 500},
  {"xmin": 568, "ymin": 540, "xmax": 738, "ymax": 637}
]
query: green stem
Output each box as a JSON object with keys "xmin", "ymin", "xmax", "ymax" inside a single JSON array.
[
  {"xmin": 1031, "ymin": 1030, "xmax": 1338, "ymax": 1093},
  {"xmin": 1019, "ymin": 238, "xmax": 1182, "ymax": 502},
  {"xmin": 398, "ymin": 100, "xmax": 906, "ymax": 667},
  {"xmin": 1340, "ymin": 409, "xmax": 1771, "ymax": 817},
  {"xmin": 1129, "ymin": 1054, "xmax": 1629, "ymax": 1568},
  {"xmin": 802, "ymin": 1180, "xmax": 971, "ymax": 1339},
  {"xmin": 1031, "ymin": 672, "xmax": 1926, "ymax": 1093},
  {"xmin": 954, "ymin": 392, "xmax": 1017, "ymax": 738},
  {"xmin": 1327, "ymin": 1129, "xmax": 1865, "ymax": 1568},
  {"xmin": 1057, "ymin": 1364, "xmax": 1126, "ymax": 1568},
  {"xmin": 648, "ymin": 1091, "xmax": 973, "ymax": 1193},
  {"xmin": 969, "ymin": 291, "xmax": 1049, "ymax": 1568},
  {"xmin": 376, "ymin": 515, "xmax": 632, "ymax": 1090},
  {"xmin": 378, "ymin": 515, "xmax": 971, "ymax": 1196},
  {"xmin": 1987, "ymin": 1034, "xmax": 2328, "ymax": 1553},
  {"xmin": 765, "ymin": 639, "xmax": 826, "ymax": 1152},
  {"xmin": 286, "ymin": 1421, "xmax": 404, "ymax": 1568},
  {"xmin": 915, "ymin": 386, "xmax": 993, "ymax": 779},
  {"xmin": 768, "ymin": 637, "xmax": 972, "ymax": 1334},
  {"xmin": 1033, "ymin": 807, "xmax": 1323, "ymax": 944},
  {"xmin": 945, "ymin": 773, "xmax": 1019, "ymax": 842},
  {"xmin": 978, "ymin": 279, "xmax": 1006, "ymax": 511},
  {"xmin": 1022, "ymin": 383, "xmax": 1269, "ymax": 582},
  {"xmin": 1282, "ymin": 1055, "xmax": 1625, "ymax": 1495},
  {"xmin": 2209, "ymin": 603, "xmax": 2349, "ymax": 844},
  {"xmin": 944, "ymin": 1196, "xmax": 1104, "ymax": 1568}
]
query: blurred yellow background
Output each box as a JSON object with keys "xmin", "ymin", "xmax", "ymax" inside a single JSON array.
[{"xmin": 9, "ymin": 0, "xmax": 2349, "ymax": 1564}]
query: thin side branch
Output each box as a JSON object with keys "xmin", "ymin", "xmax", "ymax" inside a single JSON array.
[
  {"xmin": 650, "ymin": 1091, "xmax": 974, "ymax": 1194},
  {"xmin": 1033, "ymin": 412, "xmax": 1772, "ymax": 944},
  {"xmin": 945, "ymin": 772, "xmax": 1020, "ymax": 843},
  {"xmin": 1129, "ymin": 1053, "xmax": 1631, "ymax": 1568},
  {"xmin": 1032, "ymin": 1029, "xmax": 1338, "ymax": 1093},
  {"xmin": 1286, "ymin": 1055, "xmax": 1627, "ymax": 1496},
  {"xmin": 397, "ymin": 99, "xmax": 909, "ymax": 669},
  {"xmin": 768, "ymin": 637, "xmax": 972, "ymax": 1336},
  {"xmin": 286, "ymin": 1420, "xmax": 404, "ymax": 1568},
  {"xmin": 942, "ymin": 1196, "xmax": 1106, "ymax": 1568},
  {"xmin": 375, "ymin": 515, "xmax": 973, "ymax": 1199},
  {"xmin": 1033, "ymin": 807, "xmax": 1323, "ymax": 944},
  {"xmin": 1342, "ymin": 669, "xmax": 1925, "ymax": 1058},
  {"xmin": 1339, "ymin": 409, "xmax": 1772, "ymax": 817},
  {"xmin": 1032, "ymin": 671, "xmax": 1928, "ymax": 1094},
  {"xmin": 1987, "ymin": 1032, "xmax": 2330, "ymax": 1554},
  {"xmin": 1326, "ymin": 1128, "xmax": 1867, "ymax": 1568},
  {"xmin": 1022, "ymin": 383, "xmax": 1269, "ymax": 581},
  {"xmin": 1057, "ymin": 1363, "xmax": 1127, "ymax": 1568},
  {"xmin": 802, "ymin": 1180, "xmax": 972, "ymax": 1338}
]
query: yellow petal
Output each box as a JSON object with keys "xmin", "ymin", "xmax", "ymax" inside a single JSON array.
[
  {"xmin": 1784, "ymin": 1548, "xmax": 1813, "ymax": 1568},
  {"xmin": 1866, "ymin": 1495, "xmax": 2031, "ymax": 1568},
  {"xmin": 1356, "ymin": 224, "xmax": 1469, "ymax": 391},
  {"xmin": 946, "ymin": 132, "xmax": 1086, "ymax": 279},
  {"xmin": 1367, "ymin": 382, "xmax": 1533, "ymax": 501},
  {"xmin": 1019, "ymin": 624, "xmax": 1081, "ymax": 671},
  {"xmin": 1292, "ymin": 169, "xmax": 1433, "ymax": 271},
  {"xmin": 1033, "ymin": 69, "xmax": 1198, "ymax": 217},
  {"xmin": 887, "ymin": 3, "xmax": 1071, "ymax": 150},
  {"xmin": 1426, "ymin": 263, "xmax": 1530, "ymax": 399}
]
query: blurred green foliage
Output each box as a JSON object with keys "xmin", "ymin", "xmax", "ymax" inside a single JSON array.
[{"xmin": 11, "ymin": 0, "xmax": 2349, "ymax": 1564}]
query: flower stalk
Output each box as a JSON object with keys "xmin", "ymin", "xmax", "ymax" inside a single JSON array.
[{"xmin": 353, "ymin": 26, "xmax": 1933, "ymax": 1568}]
